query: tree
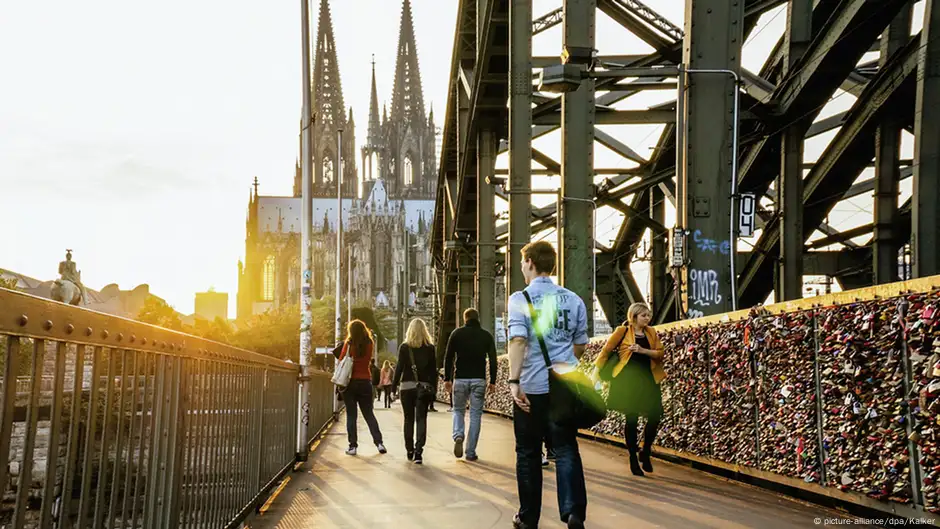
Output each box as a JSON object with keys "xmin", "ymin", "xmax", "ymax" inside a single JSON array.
[{"xmin": 136, "ymin": 295, "xmax": 183, "ymax": 331}]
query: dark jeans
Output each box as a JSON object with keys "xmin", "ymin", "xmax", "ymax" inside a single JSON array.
[
  {"xmin": 513, "ymin": 393, "xmax": 587, "ymax": 527},
  {"xmin": 624, "ymin": 413, "xmax": 661, "ymax": 456},
  {"xmin": 383, "ymin": 386, "xmax": 393, "ymax": 408},
  {"xmin": 400, "ymin": 388, "xmax": 431, "ymax": 453},
  {"xmin": 343, "ymin": 379, "xmax": 383, "ymax": 448}
]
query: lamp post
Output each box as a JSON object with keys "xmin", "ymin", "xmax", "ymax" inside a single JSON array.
[
  {"xmin": 335, "ymin": 128, "xmax": 344, "ymax": 346},
  {"xmin": 298, "ymin": 0, "xmax": 313, "ymax": 458}
]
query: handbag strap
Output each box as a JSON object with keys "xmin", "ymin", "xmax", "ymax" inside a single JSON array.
[
  {"xmin": 521, "ymin": 290, "xmax": 553, "ymax": 369},
  {"xmin": 406, "ymin": 344, "xmax": 421, "ymax": 382}
]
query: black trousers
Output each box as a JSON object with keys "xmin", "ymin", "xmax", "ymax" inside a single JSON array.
[
  {"xmin": 343, "ymin": 379, "xmax": 383, "ymax": 448},
  {"xmin": 513, "ymin": 393, "xmax": 587, "ymax": 527},
  {"xmin": 624, "ymin": 413, "xmax": 661, "ymax": 456},
  {"xmin": 400, "ymin": 388, "xmax": 431, "ymax": 453}
]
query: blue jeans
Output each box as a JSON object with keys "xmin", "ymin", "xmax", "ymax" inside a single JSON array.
[
  {"xmin": 452, "ymin": 378, "xmax": 486, "ymax": 457},
  {"xmin": 513, "ymin": 393, "xmax": 587, "ymax": 526}
]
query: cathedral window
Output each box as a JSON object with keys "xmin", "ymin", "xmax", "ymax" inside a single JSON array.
[
  {"xmin": 322, "ymin": 157, "xmax": 334, "ymax": 184},
  {"xmin": 262, "ymin": 255, "xmax": 276, "ymax": 301},
  {"xmin": 403, "ymin": 156, "xmax": 416, "ymax": 187}
]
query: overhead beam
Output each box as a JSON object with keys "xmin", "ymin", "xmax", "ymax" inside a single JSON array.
[{"xmin": 737, "ymin": 36, "xmax": 919, "ymax": 306}]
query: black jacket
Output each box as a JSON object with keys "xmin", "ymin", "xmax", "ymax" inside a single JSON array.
[
  {"xmin": 443, "ymin": 320, "xmax": 497, "ymax": 384},
  {"xmin": 393, "ymin": 343, "xmax": 438, "ymax": 388}
]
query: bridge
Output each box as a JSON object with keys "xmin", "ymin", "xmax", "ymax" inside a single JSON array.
[{"xmin": 3, "ymin": 0, "xmax": 940, "ymax": 527}]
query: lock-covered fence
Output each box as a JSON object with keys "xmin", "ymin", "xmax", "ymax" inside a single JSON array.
[
  {"xmin": 450, "ymin": 276, "xmax": 940, "ymax": 519},
  {"xmin": 0, "ymin": 287, "xmax": 332, "ymax": 529}
]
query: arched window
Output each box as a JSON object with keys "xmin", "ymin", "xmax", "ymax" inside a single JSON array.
[
  {"xmin": 403, "ymin": 156, "xmax": 417, "ymax": 187},
  {"xmin": 262, "ymin": 255, "xmax": 276, "ymax": 301}
]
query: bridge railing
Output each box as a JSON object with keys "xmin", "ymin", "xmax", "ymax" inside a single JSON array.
[
  {"xmin": 462, "ymin": 276, "xmax": 940, "ymax": 520},
  {"xmin": 0, "ymin": 288, "xmax": 323, "ymax": 529}
]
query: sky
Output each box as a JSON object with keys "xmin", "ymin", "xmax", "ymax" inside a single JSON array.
[{"xmin": 0, "ymin": 0, "xmax": 915, "ymax": 315}]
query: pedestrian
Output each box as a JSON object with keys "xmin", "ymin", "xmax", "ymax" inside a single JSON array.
[
  {"xmin": 595, "ymin": 302, "xmax": 665, "ymax": 476},
  {"xmin": 338, "ymin": 320, "xmax": 387, "ymax": 456},
  {"xmin": 393, "ymin": 317, "xmax": 438, "ymax": 464},
  {"xmin": 380, "ymin": 360, "xmax": 394, "ymax": 408},
  {"xmin": 507, "ymin": 241, "xmax": 588, "ymax": 529},
  {"xmin": 443, "ymin": 308, "xmax": 497, "ymax": 462}
]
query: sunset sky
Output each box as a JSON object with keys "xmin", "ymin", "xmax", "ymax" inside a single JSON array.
[{"xmin": 0, "ymin": 0, "xmax": 907, "ymax": 315}]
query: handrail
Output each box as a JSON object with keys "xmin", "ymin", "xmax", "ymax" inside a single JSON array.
[{"xmin": 0, "ymin": 288, "xmax": 295, "ymax": 371}]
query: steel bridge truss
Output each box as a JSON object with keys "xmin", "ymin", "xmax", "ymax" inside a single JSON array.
[{"xmin": 432, "ymin": 0, "xmax": 940, "ymax": 344}]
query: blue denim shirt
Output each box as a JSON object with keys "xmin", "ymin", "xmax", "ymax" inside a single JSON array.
[{"xmin": 507, "ymin": 277, "xmax": 589, "ymax": 395}]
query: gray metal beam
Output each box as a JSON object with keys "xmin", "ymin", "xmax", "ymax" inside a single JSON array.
[
  {"xmin": 508, "ymin": 0, "xmax": 532, "ymax": 304},
  {"xmin": 777, "ymin": 0, "xmax": 812, "ymax": 302},
  {"xmin": 560, "ymin": 0, "xmax": 596, "ymax": 335},
  {"xmin": 737, "ymin": 36, "xmax": 919, "ymax": 306},
  {"xmin": 913, "ymin": 0, "xmax": 940, "ymax": 277},
  {"xmin": 533, "ymin": 109, "xmax": 676, "ymax": 125},
  {"xmin": 650, "ymin": 185, "xmax": 669, "ymax": 316},
  {"xmin": 874, "ymin": 5, "xmax": 911, "ymax": 284},
  {"xmin": 677, "ymin": 0, "xmax": 743, "ymax": 317},
  {"xmin": 477, "ymin": 129, "xmax": 497, "ymax": 335}
]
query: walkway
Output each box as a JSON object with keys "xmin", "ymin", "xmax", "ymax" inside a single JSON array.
[{"xmin": 246, "ymin": 403, "xmax": 869, "ymax": 529}]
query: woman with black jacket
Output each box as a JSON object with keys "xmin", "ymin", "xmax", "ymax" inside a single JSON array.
[{"xmin": 393, "ymin": 318, "xmax": 437, "ymax": 464}]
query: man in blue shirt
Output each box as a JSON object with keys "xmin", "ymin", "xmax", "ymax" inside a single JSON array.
[{"xmin": 507, "ymin": 241, "xmax": 588, "ymax": 529}]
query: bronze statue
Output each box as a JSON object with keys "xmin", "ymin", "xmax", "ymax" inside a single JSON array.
[{"xmin": 51, "ymin": 249, "xmax": 86, "ymax": 305}]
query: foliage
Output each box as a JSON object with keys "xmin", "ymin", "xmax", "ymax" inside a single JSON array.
[
  {"xmin": 136, "ymin": 295, "xmax": 183, "ymax": 331},
  {"xmin": 225, "ymin": 298, "xmax": 335, "ymax": 362},
  {"xmin": 192, "ymin": 316, "xmax": 233, "ymax": 344}
]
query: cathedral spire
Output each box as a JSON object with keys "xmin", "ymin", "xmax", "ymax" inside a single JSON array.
[
  {"xmin": 312, "ymin": 0, "xmax": 346, "ymax": 131},
  {"xmin": 390, "ymin": 0, "xmax": 426, "ymax": 126},
  {"xmin": 368, "ymin": 55, "xmax": 381, "ymax": 147}
]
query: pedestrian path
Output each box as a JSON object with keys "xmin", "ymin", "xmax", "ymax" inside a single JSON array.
[{"xmin": 245, "ymin": 402, "xmax": 871, "ymax": 528}]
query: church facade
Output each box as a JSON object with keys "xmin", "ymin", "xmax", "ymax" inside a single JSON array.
[{"xmin": 237, "ymin": 0, "xmax": 436, "ymax": 322}]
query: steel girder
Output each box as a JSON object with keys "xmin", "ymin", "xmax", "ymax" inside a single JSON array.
[
  {"xmin": 738, "ymin": 0, "xmax": 912, "ymax": 198},
  {"xmin": 737, "ymin": 35, "xmax": 920, "ymax": 306}
]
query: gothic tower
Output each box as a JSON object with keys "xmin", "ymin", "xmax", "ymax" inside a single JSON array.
[
  {"xmin": 310, "ymin": 0, "xmax": 356, "ymax": 198},
  {"xmin": 361, "ymin": 57, "xmax": 384, "ymax": 199},
  {"xmin": 383, "ymin": 0, "xmax": 436, "ymax": 199}
]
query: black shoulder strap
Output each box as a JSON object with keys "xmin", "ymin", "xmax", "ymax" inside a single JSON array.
[
  {"xmin": 406, "ymin": 344, "xmax": 421, "ymax": 381},
  {"xmin": 521, "ymin": 290, "xmax": 553, "ymax": 369}
]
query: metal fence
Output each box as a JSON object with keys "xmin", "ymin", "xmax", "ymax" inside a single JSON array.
[{"xmin": 0, "ymin": 287, "xmax": 329, "ymax": 529}]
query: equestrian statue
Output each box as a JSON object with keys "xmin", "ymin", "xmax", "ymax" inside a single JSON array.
[{"xmin": 51, "ymin": 250, "xmax": 87, "ymax": 306}]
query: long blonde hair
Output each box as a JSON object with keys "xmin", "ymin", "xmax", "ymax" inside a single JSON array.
[
  {"xmin": 404, "ymin": 318, "xmax": 434, "ymax": 349},
  {"xmin": 382, "ymin": 360, "xmax": 392, "ymax": 371}
]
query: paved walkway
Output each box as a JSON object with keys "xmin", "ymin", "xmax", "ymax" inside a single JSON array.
[{"xmin": 246, "ymin": 402, "xmax": 869, "ymax": 528}]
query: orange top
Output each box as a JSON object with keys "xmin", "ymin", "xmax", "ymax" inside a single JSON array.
[
  {"xmin": 340, "ymin": 341, "xmax": 374, "ymax": 381},
  {"xmin": 595, "ymin": 325, "xmax": 667, "ymax": 384}
]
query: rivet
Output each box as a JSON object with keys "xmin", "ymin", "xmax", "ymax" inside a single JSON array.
[
  {"xmin": 102, "ymin": 330, "xmax": 110, "ymax": 339},
  {"xmin": 117, "ymin": 333, "xmax": 124, "ymax": 342},
  {"xmin": 130, "ymin": 335, "xmax": 136, "ymax": 343},
  {"xmin": 161, "ymin": 341, "xmax": 166, "ymax": 349},
  {"xmin": 85, "ymin": 327, "xmax": 93, "ymax": 337},
  {"xmin": 18, "ymin": 315, "xmax": 28, "ymax": 326},
  {"xmin": 43, "ymin": 320, "xmax": 53, "ymax": 331},
  {"xmin": 66, "ymin": 324, "xmax": 75, "ymax": 334},
  {"xmin": 141, "ymin": 338, "xmax": 148, "ymax": 345}
]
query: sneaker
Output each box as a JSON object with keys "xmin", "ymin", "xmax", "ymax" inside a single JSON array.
[
  {"xmin": 465, "ymin": 454, "xmax": 478, "ymax": 462},
  {"xmin": 454, "ymin": 436, "xmax": 464, "ymax": 458},
  {"xmin": 377, "ymin": 443, "xmax": 387, "ymax": 454},
  {"xmin": 629, "ymin": 453, "xmax": 645, "ymax": 477},
  {"xmin": 512, "ymin": 513, "xmax": 532, "ymax": 529},
  {"xmin": 414, "ymin": 452, "xmax": 423, "ymax": 465},
  {"xmin": 407, "ymin": 450, "xmax": 415, "ymax": 461},
  {"xmin": 567, "ymin": 514, "xmax": 585, "ymax": 529},
  {"xmin": 345, "ymin": 446, "xmax": 357, "ymax": 456},
  {"xmin": 639, "ymin": 451, "xmax": 653, "ymax": 473},
  {"xmin": 541, "ymin": 452, "xmax": 550, "ymax": 466}
]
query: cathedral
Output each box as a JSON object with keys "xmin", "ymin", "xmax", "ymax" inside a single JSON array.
[{"xmin": 237, "ymin": 0, "xmax": 437, "ymax": 322}]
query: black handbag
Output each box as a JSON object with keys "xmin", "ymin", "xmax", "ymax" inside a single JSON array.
[
  {"xmin": 407, "ymin": 345, "xmax": 436, "ymax": 401},
  {"xmin": 522, "ymin": 291, "xmax": 607, "ymax": 430}
]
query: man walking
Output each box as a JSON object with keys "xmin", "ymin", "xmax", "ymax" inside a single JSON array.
[
  {"xmin": 443, "ymin": 308, "xmax": 497, "ymax": 461},
  {"xmin": 507, "ymin": 241, "xmax": 588, "ymax": 529}
]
